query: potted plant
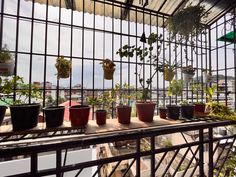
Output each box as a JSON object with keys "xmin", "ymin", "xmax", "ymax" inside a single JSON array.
[
  {"xmin": 113, "ymin": 83, "xmax": 135, "ymax": 124},
  {"xmin": 100, "ymin": 59, "xmax": 116, "ymax": 80},
  {"xmin": 55, "ymin": 56, "xmax": 71, "ymax": 79},
  {"xmin": 191, "ymin": 82, "xmax": 206, "ymax": 114},
  {"xmin": 117, "ymin": 33, "xmax": 163, "ymax": 122},
  {"xmin": 167, "ymin": 79, "xmax": 183, "ymax": 120},
  {"xmin": 0, "ymin": 44, "xmax": 15, "ymax": 76},
  {"xmin": 43, "ymin": 106, "xmax": 65, "ymax": 128},
  {"xmin": 87, "ymin": 91, "xmax": 114, "ymax": 126},
  {"xmin": 204, "ymin": 85, "xmax": 217, "ymax": 113},
  {"xmin": 158, "ymin": 101, "xmax": 167, "ymax": 119},
  {"xmin": 180, "ymin": 100, "xmax": 194, "ymax": 119},
  {"xmin": 167, "ymin": 5, "xmax": 208, "ymax": 41},
  {"xmin": 182, "ymin": 65, "xmax": 195, "ymax": 83},
  {"xmin": 158, "ymin": 60, "xmax": 181, "ymax": 82},
  {"xmin": 69, "ymin": 105, "xmax": 90, "ymax": 127},
  {"xmin": 0, "ymin": 76, "xmax": 42, "ymax": 131}
]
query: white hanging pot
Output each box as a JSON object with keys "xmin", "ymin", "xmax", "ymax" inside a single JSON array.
[
  {"xmin": 0, "ymin": 60, "xmax": 14, "ymax": 76},
  {"xmin": 203, "ymin": 72, "xmax": 212, "ymax": 83},
  {"xmin": 183, "ymin": 73, "xmax": 194, "ymax": 83}
]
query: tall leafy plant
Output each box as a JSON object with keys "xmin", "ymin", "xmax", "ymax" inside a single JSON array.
[{"xmin": 117, "ymin": 33, "xmax": 163, "ymax": 102}]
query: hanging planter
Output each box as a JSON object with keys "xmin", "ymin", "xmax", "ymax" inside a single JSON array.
[
  {"xmin": 0, "ymin": 45, "xmax": 14, "ymax": 76},
  {"xmin": 167, "ymin": 5, "xmax": 208, "ymax": 41},
  {"xmin": 100, "ymin": 59, "xmax": 115, "ymax": 80},
  {"xmin": 55, "ymin": 56, "xmax": 71, "ymax": 79},
  {"xmin": 182, "ymin": 65, "xmax": 195, "ymax": 83},
  {"xmin": 203, "ymin": 70, "xmax": 212, "ymax": 83},
  {"xmin": 164, "ymin": 68, "xmax": 175, "ymax": 81}
]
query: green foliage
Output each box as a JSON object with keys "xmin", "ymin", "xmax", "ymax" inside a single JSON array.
[
  {"xmin": 0, "ymin": 44, "xmax": 12, "ymax": 63},
  {"xmin": 112, "ymin": 83, "xmax": 135, "ymax": 106},
  {"xmin": 168, "ymin": 79, "xmax": 183, "ymax": 97},
  {"xmin": 210, "ymin": 102, "xmax": 234, "ymax": 117},
  {"xmin": 214, "ymin": 149, "xmax": 236, "ymax": 177},
  {"xmin": 204, "ymin": 85, "xmax": 217, "ymax": 103},
  {"xmin": 55, "ymin": 56, "xmax": 71, "ymax": 79},
  {"xmin": 164, "ymin": 139, "xmax": 173, "ymax": 148},
  {"xmin": 180, "ymin": 100, "xmax": 190, "ymax": 106},
  {"xmin": 0, "ymin": 76, "xmax": 42, "ymax": 105},
  {"xmin": 158, "ymin": 59, "xmax": 181, "ymax": 73},
  {"xmin": 116, "ymin": 33, "xmax": 163, "ymax": 102},
  {"xmin": 46, "ymin": 95, "xmax": 66, "ymax": 106},
  {"xmin": 167, "ymin": 5, "xmax": 208, "ymax": 41}
]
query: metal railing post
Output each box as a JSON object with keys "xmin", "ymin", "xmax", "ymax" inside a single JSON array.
[
  {"xmin": 199, "ymin": 128, "xmax": 204, "ymax": 177},
  {"xmin": 208, "ymin": 127, "xmax": 214, "ymax": 177},
  {"xmin": 136, "ymin": 138, "xmax": 140, "ymax": 177}
]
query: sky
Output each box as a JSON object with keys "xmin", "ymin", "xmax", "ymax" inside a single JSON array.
[{"xmin": 1, "ymin": 0, "xmax": 235, "ymax": 89}]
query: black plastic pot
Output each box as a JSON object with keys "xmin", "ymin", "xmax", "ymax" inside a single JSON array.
[
  {"xmin": 0, "ymin": 106, "xmax": 7, "ymax": 126},
  {"xmin": 167, "ymin": 105, "xmax": 180, "ymax": 120},
  {"xmin": 44, "ymin": 106, "xmax": 65, "ymax": 128},
  {"xmin": 10, "ymin": 103, "xmax": 40, "ymax": 131},
  {"xmin": 181, "ymin": 105, "xmax": 194, "ymax": 119}
]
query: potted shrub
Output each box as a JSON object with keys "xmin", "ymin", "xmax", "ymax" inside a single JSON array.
[
  {"xmin": 117, "ymin": 33, "xmax": 163, "ymax": 122},
  {"xmin": 191, "ymin": 82, "xmax": 206, "ymax": 114},
  {"xmin": 100, "ymin": 59, "xmax": 116, "ymax": 80},
  {"xmin": 182, "ymin": 65, "xmax": 195, "ymax": 83},
  {"xmin": 167, "ymin": 79, "xmax": 183, "ymax": 120},
  {"xmin": 180, "ymin": 100, "xmax": 194, "ymax": 119},
  {"xmin": 87, "ymin": 91, "xmax": 114, "ymax": 126},
  {"xmin": 158, "ymin": 60, "xmax": 181, "ymax": 82},
  {"xmin": 167, "ymin": 5, "xmax": 208, "ymax": 41},
  {"xmin": 0, "ymin": 76, "xmax": 42, "ymax": 131},
  {"xmin": 0, "ymin": 44, "xmax": 15, "ymax": 76},
  {"xmin": 113, "ymin": 83, "xmax": 135, "ymax": 124},
  {"xmin": 55, "ymin": 56, "xmax": 71, "ymax": 79}
]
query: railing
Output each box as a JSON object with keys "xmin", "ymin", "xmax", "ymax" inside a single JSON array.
[{"xmin": 0, "ymin": 117, "xmax": 235, "ymax": 177}]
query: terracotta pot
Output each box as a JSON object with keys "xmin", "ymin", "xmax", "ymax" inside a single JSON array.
[
  {"xmin": 96, "ymin": 110, "xmax": 106, "ymax": 125},
  {"xmin": 44, "ymin": 106, "xmax": 65, "ymax": 128},
  {"xmin": 10, "ymin": 103, "xmax": 40, "ymax": 131},
  {"xmin": 103, "ymin": 68, "xmax": 115, "ymax": 80},
  {"xmin": 69, "ymin": 105, "xmax": 90, "ymax": 127},
  {"xmin": 164, "ymin": 68, "xmax": 175, "ymax": 81},
  {"xmin": 117, "ymin": 106, "xmax": 131, "ymax": 124},
  {"xmin": 194, "ymin": 104, "xmax": 205, "ymax": 113},
  {"xmin": 0, "ymin": 106, "xmax": 7, "ymax": 126},
  {"xmin": 136, "ymin": 102, "xmax": 155, "ymax": 122},
  {"xmin": 181, "ymin": 105, "xmax": 194, "ymax": 119},
  {"xmin": 159, "ymin": 107, "xmax": 167, "ymax": 119},
  {"xmin": 167, "ymin": 105, "xmax": 180, "ymax": 120}
]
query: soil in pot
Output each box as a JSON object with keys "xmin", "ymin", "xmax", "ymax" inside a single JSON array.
[
  {"xmin": 69, "ymin": 105, "xmax": 90, "ymax": 127},
  {"xmin": 44, "ymin": 106, "xmax": 65, "ymax": 128},
  {"xmin": 10, "ymin": 103, "xmax": 40, "ymax": 131},
  {"xmin": 96, "ymin": 110, "xmax": 106, "ymax": 125},
  {"xmin": 136, "ymin": 102, "xmax": 155, "ymax": 122},
  {"xmin": 117, "ymin": 106, "xmax": 131, "ymax": 124},
  {"xmin": 181, "ymin": 105, "xmax": 194, "ymax": 119},
  {"xmin": 159, "ymin": 108, "xmax": 167, "ymax": 119},
  {"xmin": 194, "ymin": 104, "xmax": 205, "ymax": 113},
  {"xmin": 0, "ymin": 106, "xmax": 7, "ymax": 126},
  {"xmin": 167, "ymin": 105, "xmax": 180, "ymax": 120}
]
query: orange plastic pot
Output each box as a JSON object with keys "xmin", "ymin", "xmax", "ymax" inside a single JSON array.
[
  {"xmin": 136, "ymin": 102, "xmax": 156, "ymax": 122},
  {"xmin": 69, "ymin": 105, "xmax": 90, "ymax": 127}
]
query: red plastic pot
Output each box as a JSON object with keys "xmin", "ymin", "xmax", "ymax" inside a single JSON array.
[
  {"xmin": 96, "ymin": 110, "xmax": 106, "ymax": 125},
  {"xmin": 69, "ymin": 105, "xmax": 90, "ymax": 127},
  {"xmin": 159, "ymin": 108, "xmax": 167, "ymax": 119},
  {"xmin": 194, "ymin": 104, "xmax": 205, "ymax": 113},
  {"xmin": 117, "ymin": 106, "xmax": 131, "ymax": 124},
  {"xmin": 136, "ymin": 102, "xmax": 156, "ymax": 122}
]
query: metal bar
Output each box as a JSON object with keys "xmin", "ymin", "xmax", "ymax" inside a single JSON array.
[
  {"xmin": 107, "ymin": 160, "xmax": 122, "ymax": 177},
  {"xmin": 31, "ymin": 153, "xmax": 38, "ymax": 175},
  {"xmin": 199, "ymin": 128, "xmax": 204, "ymax": 177},
  {"xmin": 75, "ymin": 168, "xmax": 83, "ymax": 177},
  {"xmin": 0, "ymin": 0, "xmax": 4, "ymax": 49},
  {"xmin": 172, "ymin": 147, "xmax": 191, "ymax": 176},
  {"xmin": 155, "ymin": 151, "xmax": 168, "ymax": 172},
  {"xmin": 81, "ymin": 0, "xmax": 85, "ymax": 104},
  {"xmin": 122, "ymin": 158, "xmax": 135, "ymax": 177},
  {"xmin": 180, "ymin": 132, "xmax": 197, "ymax": 161},
  {"xmin": 136, "ymin": 139, "xmax": 140, "ymax": 177},
  {"xmin": 56, "ymin": 150, "xmax": 62, "ymax": 177},
  {"xmin": 224, "ymin": 15, "xmax": 228, "ymax": 105},
  {"xmin": 161, "ymin": 148, "xmax": 180, "ymax": 177},
  {"xmin": 151, "ymin": 136, "xmax": 155, "ymax": 177},
  {"xmin": 92, "ymin": 164, "xmax": 103, "ymax": 177},
  {"xmin": 208, "ymin": 127, "xmax": 213, "ymax": 177}
]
